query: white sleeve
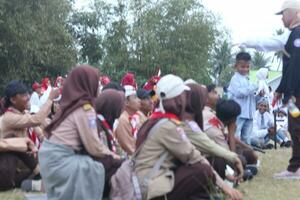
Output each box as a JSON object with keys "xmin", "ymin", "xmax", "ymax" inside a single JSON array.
[
  {"xmin": 238, "ymin": 31, "xmax": 290, "ymax": 52},
  {"xmin": 228, "ymin": 77, "xmax": 257, "ymax": 98},
  {"xmin": 29, "ymin": 93, "xmax": 40, "ymax": 107},
  {"xmin": 39, "ymin": 86, "xmax": 52, "ymax": 108}
]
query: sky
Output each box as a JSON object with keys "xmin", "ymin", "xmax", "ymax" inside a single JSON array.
[
  {"xmin": 76, "ymin": 0, "xmax": 287, "ymax": 42},
  {"xmin": 75, "ymin": 0, "xmax": 287, "ymax": 69},
  {"xmin": 201, "ymin": 0, "xmax": 286, "ymax": 43}
]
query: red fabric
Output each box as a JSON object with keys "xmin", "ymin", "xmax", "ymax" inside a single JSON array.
[
  {"xmin": 54, "ymin": 76, "xmax": 63, "ymax": 88},
  {"xmin": 121, "ymin": 73, "xmax": 137, "ymax": 89},
  {"xmin": 41, "ymin": 77, "xmax": 50, "ymax": 91},
  {"xmin": 27, "ymin": 128, "xmax": 40, "ymax": 149},
  {"xmin": 129, "ymin": 113, "xmax": 140, "ymax": 138},
  {"xmin": 143, "ymin": 75, "xmax": 161, "ymax": 91},
  {"xmin": 100, "ymin": 76, "xmax": 111, "ymax": 86},
  {"xmin": 97, "ymin": 114, "xmax": 117, "ymax": 153},
  {"xmin": 32, "ymin": 82, "xmax": 41, "ymax": 91},
  {"xmin": 208, "ymin": 117, "xmax": 223, "ymax": 129},
  {"xmin": 150, "ymin": 111, "xmax": 180, "ymax": 121}
]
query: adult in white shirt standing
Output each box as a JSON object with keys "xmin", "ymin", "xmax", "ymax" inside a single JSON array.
[{"xmin": 29, "ymin": 82, "xmax": 42, "ymax": 113}]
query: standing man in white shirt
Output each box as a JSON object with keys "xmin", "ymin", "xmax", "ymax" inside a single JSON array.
[{"xmin": 29, "ymin": 82, "xmax": 42, "ymax": 113}]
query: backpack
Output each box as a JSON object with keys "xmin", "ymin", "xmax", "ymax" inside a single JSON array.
[{"xmin": 110, "ymin": 119, "xmax": 168, "ymax": 200}]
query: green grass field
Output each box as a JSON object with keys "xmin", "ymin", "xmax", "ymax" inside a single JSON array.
[
  {"xmin": 239, "ymin": 148, "xmax": 300, "ymax": 200},
  {"xmin": 0, "ymin": 148, "xmax": 299, "ymax": 200}
]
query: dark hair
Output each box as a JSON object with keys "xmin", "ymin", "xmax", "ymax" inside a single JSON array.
[
  {"xmin": 236, "ymin": 52, "xmax": 251, "ymax": 62},
  {"xmin": 206, "ymin": 84, "xmax": 216, "ymax": 93},
  {"xmin": 185, "ymin": 83, "xmax": 207, "ymax": 129},
  {"xmin": 4, "ymin": 80, "xmax": 29, "ymax": 108},
  {"xmin": 216, "ymin": 99, "xmax": 241, "ymax": 123},
  {"xmin": 102, "ymin": 82, "xmax": 125, "ymax": 92},
  {"xmin": 0, "ymin": 97, "xmax": 4, "ymax": 115}
]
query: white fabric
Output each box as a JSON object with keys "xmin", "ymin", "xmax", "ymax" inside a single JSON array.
[
  {"xmin": 252, "ymin": 110, "xmax": 274, "ymax": 138},
  {"xmin": 184, "ymin": 79, "xmax": 197, "ymax": 84},
  {"xmin": 30, "ymin": 105, "xmax": 40, "ymax": 114},
  {"xmin": 277, "ymin": 0, "xmax": 300, "ymax": 14},
  {"xmin": 228, "ymin": 72, "xmax": 258, "ymax": 119},
  {"xmin": 237, "ymin": 31, "xmax": 290, "ymax": 52},
  {"xmin": 124, "ymin": 85, "xmax": 136, "ymax": 97},
  {"xmin": 256, "ymin": 68, "xmax": 270, "ymax": 97},
  {"xmin": 156, "ymin": 74, "xmax": 190, "ymax": 113},
  {"xmin": 29, "ymin": 92, "xmax": 40, "ymax": 113},
  {"xmin": 276, "ymin": 115, "xmax": 288, "ymax": 131},
  {"xmin": 39, "ymin": 86, "xmax": 52, "ymax": 107}
]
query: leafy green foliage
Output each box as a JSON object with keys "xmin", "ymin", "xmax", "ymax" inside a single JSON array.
[
  {"xmin": 252, "ymin": 51, "xmax": 271, "ymax": 70},
  {"xmin": 0, "ymin": 0, "xmax": 76, "ymax": 94},
  {"xmin": 0, "ymin": 0, "xmax": 226, "ymax": 93},
  {"xmin": 210, "ymin": 40, "xmax": 234, "ymax": 85}
]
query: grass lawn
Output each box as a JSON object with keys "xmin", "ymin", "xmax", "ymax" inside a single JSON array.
[
  {"xmin": 239, "ymin": 148, "xmax": 300, "ymax": 200},
  {"xmin": 0, "ymin": 189, "xmax": 24, "ymax": 200},
  {"xmin": 1, "ymin": 148, "xmax": 299, "ymax": 200}
]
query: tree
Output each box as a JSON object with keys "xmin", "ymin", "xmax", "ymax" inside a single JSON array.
[
  {"xmin": 129, "ymin": 0, "xmax": 221, "ymax": 84},
  {"xmin": 272, "ymin": 28, "xmax": 284, "ymax": 71},
  {"xmin": 252, "ymin": 51, "xmax": 271, "ymax": 69},
  {"xmin": 211, "ymin": 40, "xmax": 233, "ymax": 85},
  {"xmin": 0, "ymin": 0, "xmax": 76, "ymax": 93},
  {"xmin": 101, "ymin": 0, "xmax": 131, "ymax": 80}
]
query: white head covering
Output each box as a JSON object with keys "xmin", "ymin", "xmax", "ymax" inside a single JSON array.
[
  {"xmin": 276, "ymin": 0, "xmax": 300, "ymax": 15},
  {"xmin": 124, "ymin": 85, "xmax": 136, "ymax": 97},
  {"xmin": 156, "ymin": 74, "xmax": 190, "ymax": 113}
]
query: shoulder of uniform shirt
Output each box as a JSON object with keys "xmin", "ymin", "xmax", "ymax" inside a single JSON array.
[
  {"xmin": 169, "ymin": 118, "xmax": 184, "ymax": 126},
  {"xmin": 290, "ymin": 27, "xmax": 300, "ymax": 39},
  {"xmin": 83, "ymin": 103, "xmax": 93, "ymax": 111},
  {"xmin": 293, "ymin": 26, "xmax": 300, "ymax": 33}
]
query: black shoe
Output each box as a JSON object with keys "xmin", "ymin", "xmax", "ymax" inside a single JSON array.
[
  {"xmin": 284, "ymin": 141, "xmax": 292, "ymax": 147},
  {"xmin": 246, "ymin": 165, "xmax": 258, "ymax": 176},
  {"xmin": 243, "ymin": 169, "xmax": 253, "ymax": 181},
  {"xmin": 263, "ymin": 143, "xmax": 274, "ymax": 149}
]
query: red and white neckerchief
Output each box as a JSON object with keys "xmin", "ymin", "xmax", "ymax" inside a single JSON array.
[
  {"xmin": 97, "ymin": 114, "xmax": 117, "ymax": 153},
  {"xmin": 129, "ymin": 113, "xmax": 140, "ymax": 139},
  {"xmin": 5, "ymin": 108, "xmax": 40, "ymax": 149},
  {"xmin": 28, "ymin": 128, "xmax": 40, "ymax": 149}
]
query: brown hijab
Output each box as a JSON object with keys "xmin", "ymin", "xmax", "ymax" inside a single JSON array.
[
  {"xmin": 45, "ymin": 65, "xmax": 99, "ymax": 135},
  {"xmin": 185, "ymin": 83, "xmax": 208, "ymax": 130},
  {"xmin": 136, "ymin": 92, "xmax": 187, "ymax": 149},
  {"xmin": 95, "ymin": 89, "xmax": 125, "ymax": 128}
]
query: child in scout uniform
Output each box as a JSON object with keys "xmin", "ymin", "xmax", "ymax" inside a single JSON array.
[{"xmin": 114, "ymin": 85, "xmax": 146, "ymax": 155}]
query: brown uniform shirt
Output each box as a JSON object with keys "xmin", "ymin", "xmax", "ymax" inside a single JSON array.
[
  {"xmin": 203, "ymin": 106, "xmax": 230, "ymax": 150},
  {"xmin": 134, "ymin": 119, "xmax": 204, "ymax": 199},
  {"xmin": 184, "ymin": 120, "xmax": 237, "ymax": 163},
  {"xmin": 1, "ymin": 100, "xmax": 52, "ymax": 139},
  {"xmin": 114, "ymin": 110, "xmax": 146, "ymax": 155},
  {"xmin": 50, "ymin": 105, "xmax": 112, "ymax": 158}
]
